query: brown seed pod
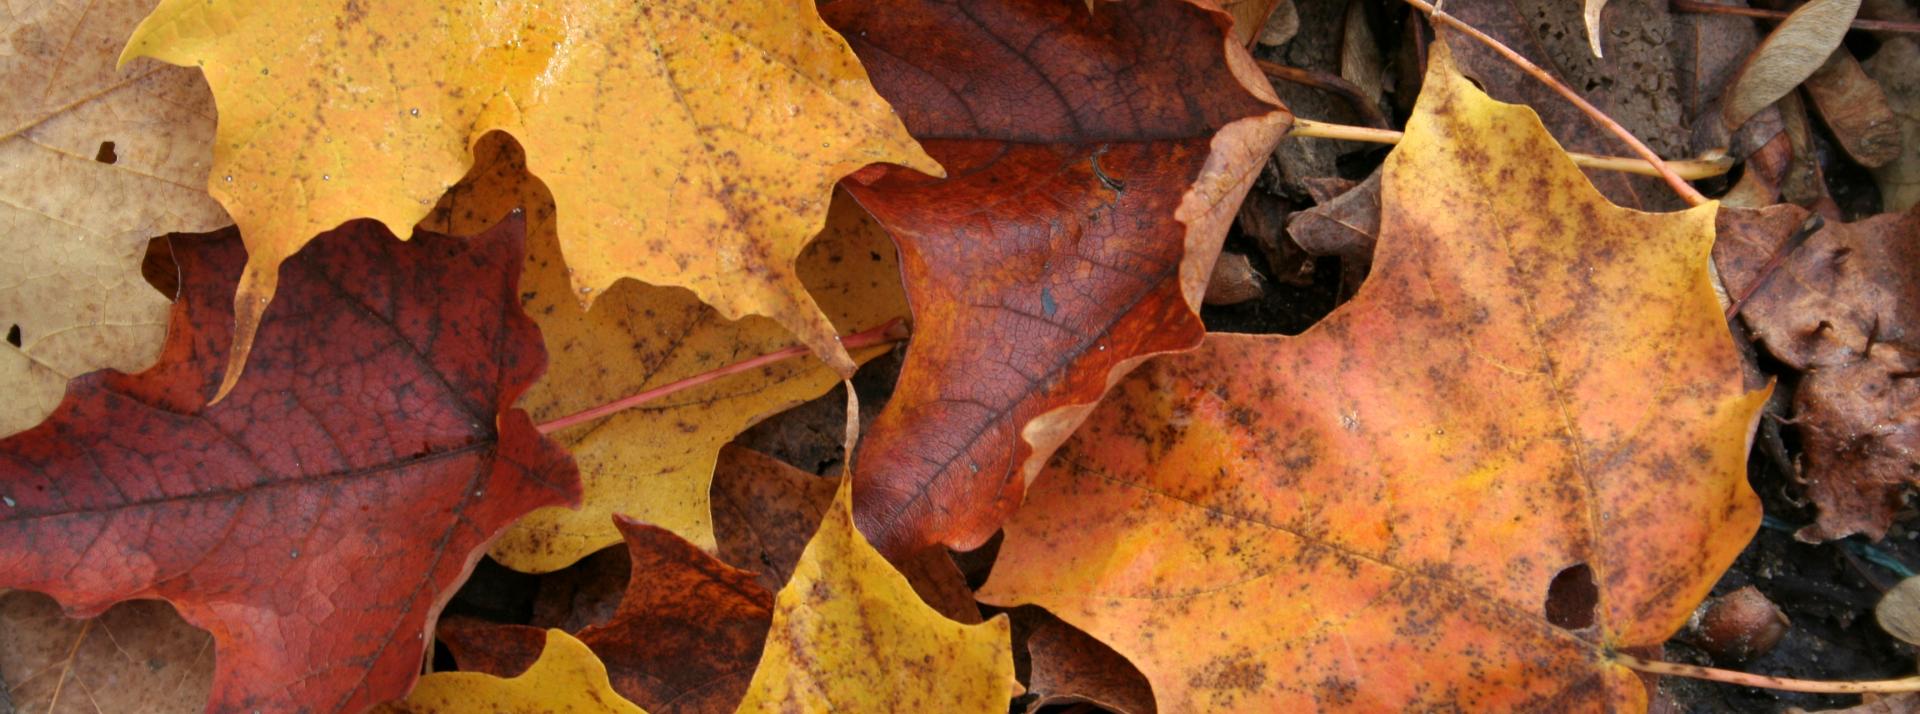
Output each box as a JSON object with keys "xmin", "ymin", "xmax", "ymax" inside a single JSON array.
[{"xmin": 1686, "ymin": 585, "xmax": 1791, "ymax": 662}]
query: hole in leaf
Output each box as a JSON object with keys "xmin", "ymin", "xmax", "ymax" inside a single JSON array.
[
  {"xmin": 5, "ymin": 325, "xmax": 20, "ymax": 348},
  {"xmin": 95, "ymin": 141, "xmax": 117, "ymax": 164},
  {"xmin": 142, "ymin": 236, "xmax": 180, "ymax": 300},
  {"xmin": 1545, "ymin": 562, "xmax": 1598, "ymax": 630}
]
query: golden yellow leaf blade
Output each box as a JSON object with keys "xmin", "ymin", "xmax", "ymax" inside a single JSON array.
[
  {"xmin": 1, "ymin": 0, "xmax": 227, "ymax": 436},
  {"xmin": 374, "ymin": 629, "xmax": 647, "ymax": 714},
  {"xmin": 121, "ymin": 0, "xmax": 938, "ymax": 396},
  {"xmin": 979, "ymin": 41, "xmax": 1765, "ymax": 711},
  {"xmin": 737, "ymin": 480, "xmax": 1017, "ymax": 712}
]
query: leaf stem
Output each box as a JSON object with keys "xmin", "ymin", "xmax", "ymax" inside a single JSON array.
[
  {"xmin": 533, "ymin": 318, "xmax": 910, "ymax": 435},
  {"xmin": 1400, "ymin": 0, "xmax": 1711, "ymax": 206},
  {"xmin": 1671, "ymin": 0, "xmax": 1920, "ymax": 34},
  {"xmin": 1612, "ymin": 653, "xmax": 1920, "ymax": 694},
  {"xmin": 1289, "ymin": 118, "xmax": 1734, "ymax": 180}
]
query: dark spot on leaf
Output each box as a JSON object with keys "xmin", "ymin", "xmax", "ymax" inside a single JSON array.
[{"xmin": 95, "ymin": 141, "xmax": 117, "ymax": 164}]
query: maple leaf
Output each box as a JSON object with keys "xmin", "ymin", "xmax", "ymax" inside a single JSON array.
[
  {"xmin": 822, "ymin": 0, "xmax": 1292, "ymax": 556},
  {"xmin": 417, "ymin": 137, "xmax": 909, "ymax": 572},
  {"xmin": 978, "ymin": 43, "xmax": 1767, "ymax": 711},
  {"xmin": 120, "ymin": 0, "xmax": 939, "ymax": 397},
  {"xmin": 1, "ymin": 0, "xmax": 226, "ymax": 436},
  {"xmin": 0, "ymin": 218, "xmax": 579, "ymax": 713},
  {"xmin": 0, "ymin": 591, "xmax": 212, "ymax": 713},
  {"xmin": 376, "ymin": 630, "xmax": 644, "ymax": 714},
  {"xmin": 737, "ymin": 479, "xmax": 1017, "ymax": 712}
]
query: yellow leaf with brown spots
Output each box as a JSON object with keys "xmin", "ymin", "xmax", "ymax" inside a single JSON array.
[
  {"xmin": 374, "ymin": 629, "xmax": 646, "ymax": 714},
  {"xmin": 979, "ymin": 41, "xmax": 1767, "ymax": 712},
  {"xmin": 419, "ymin": 137, "xmax": 907, "ymax": 572},
  {"xmin": 121, "ymin": 0, "xmax": 938, "ymax": 398},
  {"xmin": 2, "ymin": 0, "xmax": 227, "ymax": 436},
  {"xmin": 737, "ymin": 479, "xmax": 1017, "ymax": 712}
]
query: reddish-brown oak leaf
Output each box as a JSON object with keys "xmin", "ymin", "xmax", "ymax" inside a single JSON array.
[
  {"xmin": 823, "ymin": 0, "xmax": 1293, "ymax": 556},
  {"xmin": 0, "ymin": 217, "xmax": 579, "ymax": 714},
  {"xmin": 440, "ymin": 517, "xmax": 773, "ymax": 714}
]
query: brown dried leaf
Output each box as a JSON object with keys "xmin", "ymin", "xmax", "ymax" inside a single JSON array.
[
  {"xmin": 1014, "ymin": 608, "xmax": 1157, "ymax": 714},
  {"xmin": 1804, "ymin": 49, "xmax": 1903, "ymax": 168},
  {"xmin": 1723, "ymin": 0, "xmax": 1864, "ymax": 131},
  {"xmin": 0, "ymin": 592, "xmax": 213, "ymax": 714},
  {"xmin": 1865, "ymin": 39, "xmax": 1920, "ymax": 211}
]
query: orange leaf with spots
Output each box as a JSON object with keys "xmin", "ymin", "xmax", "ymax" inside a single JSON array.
[
  {"xmin": 822, "ymin": 0, "xmax": 1292, "ymax": 557},
  {"xmin": 121, "ymin": 0, "xmax": 938, "ymax": 396},
  {"xmin": 979, "ymin": 43, "xmax": 1767, "ymax": 712}
]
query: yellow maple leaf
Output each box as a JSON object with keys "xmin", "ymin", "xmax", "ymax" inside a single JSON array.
[
  {"xmin": 419, "ymin": 137, "xmax": 908, "ymax": 572},
  {"xmin": 121, "ymin": 0, "xmax": 939, "ymax": 398},
  {"xmin": 375, "ymin": 629, "xmax": 646, "ymax": 713},
  {"xmin": 2, "ymin": 0, "xmax": 227, "ymax": 436},
  {"xmin": 979, "ymin": 41, "xmax": 1766, "ymax": 711},
  {"xmin": 737, "ymin": 479, "xmax": 1018, "ymax": 712}
]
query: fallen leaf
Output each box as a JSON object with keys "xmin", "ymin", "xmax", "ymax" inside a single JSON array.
[
  {"xmin": 823, "ymin": 0, "xmax": 1291, "ymax": 556},
  {"xmin": 443, "ymin": 519, "xmax": 775, "ymax": 714},
  {"xmin": 1803, "ymin": 49, "xmax": 1903, "ymax": 168},
  {"xmin": 1202, "ymin": 252, "xmax": 1266, "ymax": 306},
  {"xmin": 1585, "ymin": 0, "xmax": 1610, "ymax": 57},
  {"xmin": 377, "ymin": 630, "xmax": 643, "ymax": 714},
  {"xmin": 1793, "ymin": 348, "xmax": 1920, "ymax": 542},
  {"xmin": 1013, "ymin": 607, "xmax": 1157, "ymax": 714},
  {"xmin": 1717, "ymin": 209, "xmax": 1919, "ymax": 373},
  {"xmin": 979, "ymin": 42, "xmax": 1765, "ymax": 711},
  {"xmin": 1865, "ymin": 38, "xmax": 1920, "ymax": 211},
  {"xmin": 1219, "ymin": 0, "xmax": 1288, "ymax": 45},
  {"xmin": 1723, "ymin": 0, "xmax": 1864, "ymax": 131},
  {"xmin": 1877, "ymin": 577, "xmax": 1920, "ymax": 645},
  {"xmin": 121, "ymin": 0, "xmax": 940, "ymax": 395},
  {"xmin": 0, "ymin": 218, "xmax": 580, "ymax": 713},
  {"xmin": 736, "ymin": 480, "xmax": 1017, "ymax": 712},
  {"xmin": 416, "ymin": 137, "xmax": 908, "ymax": 572},
  {"xmin": 1286, "ymin": 167, "xmax": 1381, "ymax": 296},
  {"xmin": 0, "ymin": 0, "xmax": 226, "ymax": 437},
  {"xmin": 0, "ymin": 591, "xmax": 212, "ymax": 714}
]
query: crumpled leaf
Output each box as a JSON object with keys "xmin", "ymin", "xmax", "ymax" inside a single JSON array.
[
  {"xmin": 0, "ymin": 0, "xmax": 227, "ymax": 437},
  {"xmin": 1012, "ymin": 607, "xmax": 1156, "ymax": 714},
  {"xmin": 0, "ymin": 218, "xmax": 580, "ymax": 713},
  {"xmin": 0, "ymin": 591, "xmax": 212, "ymax": 714},
  {"xmin": 441, "ymin": 518, "xmax": 774, "ymax": 713},
  {"xmin": 1723, "ymin": 0, "xmax": 1864, "ymax": 131},
  {"xmin": 823, "ymin": 0, "xmax": 1291, "ymax": 556},
  {"xmin": 416, "ymin": 137, "xmax": 908, "ymax": 572},
  {"xmin": 121, "ymin": 0, "xmax": 939, "ymax": 395},
  {"xmin": 1865, "ymin": 38, "xmax": 1920, "ymax": 211},
  {"xmin": 737, "ymin": 480, "xmax": 1016, "ymax": 712},
  {"xmin": 1287, "ymin": 168, "xmax": 1381, "ymax": 296},
  {"xmin": 377, "ymin": 630, "xmax": 644, "ymax": 714},
  {"xmin": 979, "ymin": 43, "xmax": 1765, "ymax": 711},
  {"xmin": 1803, "ymin": 49, "xmax": 1902, "ymax": 168}
]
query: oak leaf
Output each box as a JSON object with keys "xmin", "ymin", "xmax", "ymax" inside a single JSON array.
[
  {"xmin": 979, "ymin": 43, "xmax": 1766, "ymax": 711},
  {"xmin": 1, "ymin": 0, "xmax": 226, "ymax": 436},
  {"xmin": 0, "ymin": 591, "xmax": 213, "ymax": 714},
  {"xmin": 0, "ymin": 218, "xmax": 580, "ymax": 713},
  {"xmin": 823, "ymin": 0, "xmax": 1292, "ymax": 556},
  {"xmin": 419, "ymin": 137, "xmax": 909, "ymax": 572},
  {"xmin": 121, "ymin": 0, "xmax": 939, "ymax": 396},
  {"xmin": 377, "ymin": 630, "xmax": 644, "ymax": 714}
]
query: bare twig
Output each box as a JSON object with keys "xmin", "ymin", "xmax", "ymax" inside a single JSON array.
[
  {"xmin": 534, "ymin": 319, "xmax": 910, "ymax": 434},
  {"xmin": 1672, "ymin": 0, "xmax": 1920, "ymax": 34},
  {"xmin": 1257, "ymin": 60, "xmax": 1394, "ymax": 129},
  {"xmin": 1614, "ymin": 653, "xmax": 1920, "ymax": 694},
  {"xmin": 1401, "ymin": 0, "xmax": 1711, "ymax": 206},
  {"xmin": 1289, "ymin": 118, "xmax": 1735, "ymax": 179}
]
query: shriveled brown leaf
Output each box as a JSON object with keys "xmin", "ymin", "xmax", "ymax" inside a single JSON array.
[
  {"xmin": 1865, "ymin": 39, "xmax": 1920, "ymax": 211},
  {"xmin": 1202, "ymin": 253, "xmax": 1266, "ymax": 306},
  {"xmin": 1285, "ymin": 167, "xmax": 1380, "ymax": 294},
  {"xmin": 1013, "ymin": 608, "xmax": 1157, "ymax": 714},
  {"xmin": 1804, "ymin": 49, "xmax": 1903, "ymax": 168},
  {"xmin": 1723, "ymin": 0, "xmax": 1864, "ymax": 131},
  {"xmin": 0, "ymin": 592, "xmax": 213, "ymax": 714}
]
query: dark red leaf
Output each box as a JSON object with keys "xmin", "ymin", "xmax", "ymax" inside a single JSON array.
[{"xmin": 0, "ymin": 216, "xmax": 579, "ymax": 713}]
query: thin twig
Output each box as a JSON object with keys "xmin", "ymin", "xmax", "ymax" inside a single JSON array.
[
  {"xmin": 534, "ymin": 319, "xmax": 910, "ymax": 434},
  {"xmin": 1256, "ymin": 60, "xmax": 1394, "ymax": 129},
  {"xmin": 1614, "ymin": 653, "xmax": 1920, "ymax": 694},
  {"xmin": 1672, "ymin": 0, "xmax": 1920, "ymax": 34},
  {"xmin": 1289, "ymin": 118, "xmax": 1735, "ymax": 179},
  {"xmin": 1401, "ymin": 0, "xmax": 1711, "ymax": 206}
]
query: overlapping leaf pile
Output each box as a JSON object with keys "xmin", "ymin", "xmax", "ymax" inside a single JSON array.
[{"xmin": 1, "ymin": 0, "xmax": 1844, "ymax": 710}]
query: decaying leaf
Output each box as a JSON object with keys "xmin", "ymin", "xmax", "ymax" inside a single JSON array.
[
  {"xmin": 1866, "ymin": 38, "xmax": 1920, "ymax": 211},
  {"xmin": 0, "ymin": 0, "xmax": 227, "ymax": 437},
  {"xmin": 377, "ymin": 630, "xmax": 643, "ymax": 714},
  {"xmin": 442, "ymin": 519, "xmax": 774, "ymax": 713},
  {"xmin": 1286, "ymin": 167, "xmax": 1381, "ymax": 295},
  {"xmin": 1013, "ymin": 607, "xmax": 1157, "ymax": 714},
  {"xmin": 121, "ymin": 0, "xmax": 939, "ymax": 394},
  {"xmin": 823, "ymin": 0, "xmax": 1291, "ymax": 556},
  {"xmin": 417, "ymin": 137, "xmax": 907, "ymax": 572},
  {"xmin": 1722, "ymin": 0, "xmax": 1864, "ymax": 131},
  {"xmin": 979, "ymin": 43, "xmax": 1765, "ymax": 711},
  {"xmin": 1803, "ymin": 49, "xmax": 1902, "ymax": 168},
  {"xmin": 736, "ymin": 480, "xmax": 1017, "ymax": 712},
  {"xmin": 1876, "ymin": 576, "xmax": 1920, "ymax": 646},
  {"xmin": 1219, "ymin": 0, "xmax": 1288, "ymax": 46},
  {"xmin": 0, "ymin": 219, "xmax": 580, "ymax": 713},
  {"xmin": 0, "ymin": 591, "xmax": 212, "ymax": 714}
]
